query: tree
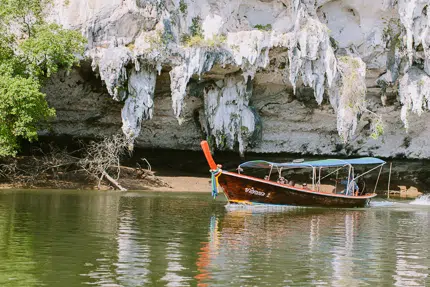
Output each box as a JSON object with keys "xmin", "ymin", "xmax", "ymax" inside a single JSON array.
[
  {"xmin": 0, "ymin": 0, "xmax": 86, "ymax": 156},
  {"xmin": 0, "ymin": 74, "xmax": 54, "ymax": 156}
]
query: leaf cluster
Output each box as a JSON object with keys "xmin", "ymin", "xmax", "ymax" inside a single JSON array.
[
  {"xmin": 0, "ymin": 0, "xmax": 86, "ymax": 157},
  {"xmin": 0, "ymin": 74, "xmax": 55, "ymax": 156},
  {"xmin": 190, "ymin": 17, "xmax": 203, "ymax": 37},
  {"xmin": 20, "ymin": 23, "xmax": 86, "ymax": 79},
  {"xmin": 253, "ymin": 24, "xmax": 272, "ymax": 31}
]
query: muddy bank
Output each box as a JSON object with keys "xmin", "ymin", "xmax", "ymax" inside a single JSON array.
[
  {"xmin": 0, "ymin": 160, "xmax": 211, "ymax": 193},
  {"xmin": 2, "ymin": 139, "xmax": 430, "ymax": 194}
]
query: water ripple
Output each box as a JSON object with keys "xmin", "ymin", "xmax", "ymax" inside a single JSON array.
[{"xmin": 0, "ymin": 191, "xmax": 429, "ymax": 286}]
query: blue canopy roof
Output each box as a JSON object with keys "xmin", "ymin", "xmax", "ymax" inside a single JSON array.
[{"xmin": 239, "ymin": 158, "xmax": 385, "ymax": 169}]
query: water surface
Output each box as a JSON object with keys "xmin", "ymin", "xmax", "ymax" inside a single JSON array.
[{"xmin": 0, "ymin": 190, "xmax": 429, "ymax": 286}]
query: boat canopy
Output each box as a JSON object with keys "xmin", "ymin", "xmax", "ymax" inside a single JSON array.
[{"xmin": 239, "ymin": 157, "xmax": 386, "ymax": 169}]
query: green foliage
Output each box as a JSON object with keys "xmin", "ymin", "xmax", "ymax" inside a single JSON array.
[
  {"xmin": 253, "ymin": 24, "xmax": 272, "ymax": 31},
  {"xmin": 329, "ymin": 36, "xmax": 338, "ymax": 50},
  {"xmin": 0, "ymin": 74, "xmax": 55, "ymax": 156},
  {"xmin": 179, "ymin": 0, "xmax": 187, "ymax": 14},
  {"xmin": 0, "ymin": 0, "xmax": 86, "ymax": 157},
  {"xmin": 181, "ymin": 33, "xmax": 191, "ymax": 44},
  {"xmin": 190, "ymin": 17, "xmax": 203, "ymax": 37},
  {"xmin": 338, "ymin": 56, "xmax": 361, "ymax": 69},
  {"xmin": 20, "ymin": 23, "xmax": 86, "ymax": 78},
  {"xmin": 240, "ymin": 126, "xmax": 249, "ymax": 133},
  {"xmin": 370, "ymin": 119, "xmax": 384, "ymax": 140},
  {"xmin": 382, "ymin": 18, "xmax": 403, "ymax": 51},
  {"xmin": 185, "ymin": 35, "xmax": 205, "ymax": 47},
  {"xmin": 230, "ymin": 44, "xmax": 239, "ymax": 52},
  {"xmin": 142, "ymin": 30, "xmax": 173, "ymax": 51},
  {"xmin": 145, "ymin": 32, "xmax": 162, "ymax": 49},
  {"xmin": 0, "ymin": 0, "xmax": 51, "ymax": 36},
  {"xmin": 206, "ymin": 34, "xmax": 226, "ymax": 47},
  {"xmin": 183, "ymin": 34, "xmax": 226, "ymax": 48},
  {"xmin": 161, "ymin": 29, "xmax": 174, "ymax": 45},
  {"xmin": 126, "ymin": 43, "xmax": 136, "ymax": 51},
  {"xmin": 218, "ymin": 133, "xmax": 226, "ymax": 148},
  {"xmin": 181, "ymin": 16, "xmax": 224, "ymax": 47}
]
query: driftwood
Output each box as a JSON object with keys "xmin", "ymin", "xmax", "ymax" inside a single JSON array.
[
  {"xmin": 0, "ymin": 145, "xmax": 79, "ymax": 187},
  {"xmin": 102, "ymin": 171, "xmax": 127, "ymax": 191},
  {"xmin": 78, "ymin": 134, "xmax": 130, "ymax": 190},
  {"xmin": 0, "ymin": 135, "xmax": 153, "ymax": 191}
]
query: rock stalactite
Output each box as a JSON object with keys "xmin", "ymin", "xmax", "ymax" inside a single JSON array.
[
  {"xmin": 86, "ymin": 1, "xmax": 346, "ymax": 152},
  {"xmin": 42, "ymin": 0, "xmax": 430, "ymax": 157},
  {"xmin": 95, "ymin": 45, "xmax": 131, "ymax": 101},
  {"xmin": 329, "ymin": 56, "xmax": 367, "ymax": 142},
  {"xmin": 169, "ymin": 48, "xmax": 228, "ymax": 120},
  {"xmin": 287, "ymin": 7, "xmax": 337, "ymax": 104},
  {"xmin": 203, "ymin": 75, "xmax": 259, "ymax": 156},
  {"xmin": 399, "ymin": 67, "xmax": 430, "ymax": 130},
  {"xmin": 121, "ymin": 67, "xmax": 157, "ymax": 144}
]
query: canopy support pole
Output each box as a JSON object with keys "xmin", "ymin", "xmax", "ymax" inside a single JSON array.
[
  {"xmin": 387, "ymin": 162, "xmax": 392, "ymax": 199},
  {"xmin": 353, "ymin": 164, "xmax": 385, "ymax": 181},
  {"xmin": 335, "ymin": 170, "xmax": 338, "ymax": 192},
  {"xmin": 312, "ymin": 167, "xmax": 316, "ymax": 191},
  {"xmin": 347, "ymin": 166, "xmax": 351, "ymax": 195},
  {"xmin": 268, "ymin": 164, "xmax": 273, "ymax": 179},
  {"xmin": 320, "ymin": 165, "xmax": 347, "ymax": 181},
  {"xmin": 373, "ymin": 165, "xmax": 383, "ymax": 194}
]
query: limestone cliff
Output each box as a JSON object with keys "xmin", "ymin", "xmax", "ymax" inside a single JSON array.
[{"xmin": 42, "ymin": 0, "xmax": 430, "ymax": 158}]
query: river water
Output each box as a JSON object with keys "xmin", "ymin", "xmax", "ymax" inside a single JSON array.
[{"xmin": 0, "ymin": 190, "xmax": 429, "ymax": 287}]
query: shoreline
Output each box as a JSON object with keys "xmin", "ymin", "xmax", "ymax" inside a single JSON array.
[
  {"xmin": 150, "ymin": 175, "xmax": 211, "ymax": 192},
  {"xmin": 0, "ymin": 169, "xmax": 212, "ymax": 193},
  {"xmin": 1, "ymin": 147, "xmax": 428, "ymax": 196}
]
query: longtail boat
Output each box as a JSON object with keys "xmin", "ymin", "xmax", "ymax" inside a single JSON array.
[{"xmin": 201, "ymin": 141, "xmax": 385, "ymax": 208}]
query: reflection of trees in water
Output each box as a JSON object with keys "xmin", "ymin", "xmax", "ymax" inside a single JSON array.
[
  {"xmin": 0, "ymin": 193, "xmax": 39, "ymax": 286},
  {"xmin": 331, "ymin": 212, "xmax": 361, "ymax": 286},
  {"xmin": 207, "ymin": 207, "xmax": 430, "ymax": 286},
  {"xmin": 160, "ymin": 241, "xmax": 188, "ymax": 286},
  {"xmin": 393, "ymin": 211, "xmax": 430, "ymax": 287},
  {"xmin": 0, "ymin": 191, "xmax": 122, "ymax": 286},
  {"xmin": 116, "ymin": 207, "xmax": 151, "ymax": 286},
  {"xmin": 84, "ymin": 194, "xmax": 213, "ymax": 286}
]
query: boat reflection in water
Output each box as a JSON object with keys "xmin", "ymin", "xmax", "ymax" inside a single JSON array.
[
  {"xmin": 195, "ymin": 206, "xmax": 430, "ymax": 286},
  {"xmin": 194, "ymin": 216, "xmax": 220, "ymax": 287}
]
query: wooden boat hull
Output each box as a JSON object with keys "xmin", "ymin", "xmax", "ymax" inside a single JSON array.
[{"xmin": 218, "ymin": 171, "xmax": 376, "ymax": 208}]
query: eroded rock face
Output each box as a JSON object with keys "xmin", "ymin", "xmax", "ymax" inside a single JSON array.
[
  {"xmin": 399, "ymin": 67, "xmax": 430, "ymax": 129},
  {"xmin": 121, "ymin": 67, "xmax": 157, "ymax": 143},
  {"xmin": 202, "ymin": 74, "xmax": 259, "ymax": 156},
  {"xmin": 42, "ymin": 0, "xmax": 430, "ymax": 158}
]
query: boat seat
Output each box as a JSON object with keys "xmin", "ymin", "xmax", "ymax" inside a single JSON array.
[
  {"xmin": 294, "ymin": 183, "xmax": 336, "ymax": 193},
  {"xmin": 318, "ymin": 184, "xmax": 336, "ymax": 193}
]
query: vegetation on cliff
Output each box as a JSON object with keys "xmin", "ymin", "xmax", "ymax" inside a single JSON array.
[{"xmin": 0, "ymin": 0, "xmax": 86, "ymax": 157}]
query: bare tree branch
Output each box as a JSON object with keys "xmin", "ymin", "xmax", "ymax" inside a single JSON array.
[{"xmin": 0, "ymin": 134, "xmax": 147, "ymax": 191}]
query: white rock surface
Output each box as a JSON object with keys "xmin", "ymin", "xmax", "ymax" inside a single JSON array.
[
  {"xmin": 329, "ymin": 56, "xmax": 367, "ymax": 141},
  {"xmin": 399, "ymin": 67, "xmax": 430, "ymax": 129},
  {"xmin": 95, "ymin": 45, "xmax": 131, "ymax": 101},
  {"xmin": 42, "ymin": 0, "xmax": 430, "ymax": 158},
  {"xmin": 203, "ymin": 75, "xmax": 257, "ymax": 156},
  {"xmin": 121, "ymin": 67, "xmax": 157, "ymax": 144}
]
